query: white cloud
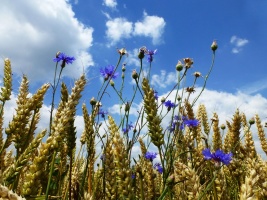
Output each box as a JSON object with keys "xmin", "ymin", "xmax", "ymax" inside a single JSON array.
[
  {"xmin": 0, "ymin": 0, "xmax": 94, "ymax": 82},
  {"xmin": 105, "ymin": 18, "xmax": 133, "ymax": 46},
  {"xmin": 103, "ymin": 0, "xmax": 117, "ymax": 8},
  {"xmin": 126, "ymin": 48, "xmax": 140, "ymax": 67},
  {"xmin": 230, "ymin": 35, "xmax": 249, "ymax": 53},
  {"xmin": 151, "ymin": 70, "xmax": 176, "ymax": 88},
  {"xmin": 105, "ymin": 12, "xmax": 166, "ymax": 46},
  {"xmin": 133, "ymin": 12, "xmax": 166, "ymax": 45}
]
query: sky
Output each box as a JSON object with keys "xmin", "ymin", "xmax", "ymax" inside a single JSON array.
[{"xmin": 1, "ymin": 0, "xmax": 267, "ymax": 159}]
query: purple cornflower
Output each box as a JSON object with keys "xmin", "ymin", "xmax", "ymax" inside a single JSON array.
[
  {"xmin": 154, "ymin": 90, "xmax": 159, "ymax": 100},
  {"xmin": 154, "ymin": 163, "xmax": 163, "ymax": 174},
  {"xmin": 146, "ymin": 49, "xmax": 157, "ymax": 63},
  {"xmin": 184, "ymin": 119, "xmax": 199, "ymax": 128},
  {"xmin": 98, "ymin": 109, "xmax": 108, "ymax": 118},
  {"xmin": 122, "ymin": 122, "xmax": 134, "ymax": 134},
  {"xmin": 53, "ymin": 52, "xmax": 75, "ymax": 68},
  {"xmin": 145, "ymin": 151, "xmax": 157, "ymax": 162},
  {"xmin": 202, "ymin": 148, "xmax": 233, "ymax": 166},
  {"xmin": 100, "ymin": 65, "xmax": 119, "ymax": 80},
  {"xmin": 164, "ymin": 100, "xmax": 177, "ymax": 111}
]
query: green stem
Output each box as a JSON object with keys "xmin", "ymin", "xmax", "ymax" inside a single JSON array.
[
  {"xmin": 45, "ymin": 151, "xmax": 57, "ymax": 200},
  {"xmin": 192, "ymin": 51, "xmax": 216, "ymax": 106}
]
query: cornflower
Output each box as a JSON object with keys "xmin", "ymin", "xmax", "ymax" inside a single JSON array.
[
  {"xmin": 145, "ymin": 151, "xmax": 157, "ymax": 162},
  {"xmin": 122, "ymin": 122, "xmax": 134, "ymax": 134},
  {"xmin": 146, "ymin": 49, "xmax": 157, "ymax": 63},
  {"xmin": 202, "ymin": 148, "xmax": 233, "ymax": 166},
  {"xmin": 164, "ymin": 100, "xmax": 177, "ymax": 111},
  {"xmin": 53, "ymin": 52, "xmax": 75, "ymax": 68},
  {"xmin": 184, "ymin": 119, "xmax": 199, "ymax": 128},
  {"xmin": 100, "ymin": 65, "xmax": 119, "ymax": 80},
  {"xmin": 98, "ymin": 109, "xmax": 108, "ymax": 118},
  {"xmin": 154, "ymin": 163, "xmax": 163, "ymax": 174}
]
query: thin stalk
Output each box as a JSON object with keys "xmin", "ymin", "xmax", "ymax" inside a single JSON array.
[
  {"xmin": 45, "ymin": 151, "xmax": 57, "ymax": 200},
  {"xmin": 192, "ymin": 51, "xmax": 216, "ymax": 106}
]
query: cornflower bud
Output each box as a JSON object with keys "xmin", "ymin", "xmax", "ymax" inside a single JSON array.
[
  {"xmin": 90, "ymin": 97, "xmax": 97, "ymax": 106},
  {"xmin": 161, "ymin": 97, "xmax": 166, "ymax": 103},
  {"xmin": 132, "ymin": 70, "xmax": 138, "ymax": 79},
  {"xmin": 220, "ymin": 124, "xmax": 226, "ymax": 130},
  {"xmin": 194, "ymin": 71, "xmax": 202, "ymax": 78},
  {"xmin": 110, "ymin": 80, "xmax": 115, "ymax": 87},
  {"xmin": 118, "ymin": 48, "xmax": 127, "ymax": 56},
  {"xmin": 211, "ymin": 40, "xmax": 218, "ymax": 51},
  {"xmin": 176, "ymin": 60, "xmax": 183, "ymax": 71},
  {"xmin": 249, "ymin": 117, "xmax": 255, "ymax": 125},
  {"xmin": 122, "ymin": 63, "xmax": 126, "ymax": 72},
  {"xmin": 138, "ymin": 46, "xmax": 147, "ymax": 60}
]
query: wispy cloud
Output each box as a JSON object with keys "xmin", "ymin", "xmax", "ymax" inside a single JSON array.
[
  {"xmin": 238, "ymin": 78, "xmax": 267, "ymax": 95},
  {"xmin": 230, "ymin": 35, "xmax": 249, "ymax": 53}
]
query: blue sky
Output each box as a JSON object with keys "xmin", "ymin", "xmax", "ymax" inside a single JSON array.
[{"xmin": 1, "ymin": 0, "xmax": 267, "ymax": 157}]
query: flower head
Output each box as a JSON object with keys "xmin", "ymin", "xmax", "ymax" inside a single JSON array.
[
  {"xmin": 138, "ymin": 46, "xmax": 147, "ymax": 60},
  {"xmin": 100, "ymin": 65, "xmax": 119, "ymax": 80},
  {"xmin": 122, "ymin": 122, "xmax": 134, "ymax": 134},
  {"xmin": 145, "ymin": 151, "xmax": 157, "ymax": 161},
  {"xmin": 154, "ymin": 163, "xmax": 163, "ymax": 174},
  {"xmin": 184, "ymin": 119, "xmax": 199, "ymax": 128},
  {"xmin": 183, "ymin": 58, "xmax": 193, "ymax": 69},
  {"xmin": 202, "ymin": 148, "xmax": 233, "ymax": 165},
  {"xmin": 53, "ymin": 52, "xmax": 75, "ymax": 68},
  {"xmin": 146, "ymin": 49, "xmax": 157, "ymax": 63},
  {"xmin": 164, "ymin": 100, "xmax": 177, "ymax": 111},
  {"xmin": 211, "ymin": 40, "xmax": 218, "ymax": 51},
  {"xmin": 98, "ymin": 109, "xmax": 108, "ymax": 118}
]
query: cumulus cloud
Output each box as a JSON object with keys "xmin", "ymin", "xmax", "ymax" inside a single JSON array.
[
  {"xmin": 230, "ymin": 35, "xmax": 249, "ymax": 53},
  {"xmin": 133, "ymin": 12, "xmax": 166, "ymax": 45},
  {"xmin": 105, "ymin": 12, "xmax": 166, "ymax": 46},
  {"xmin": 103, "ymin": 0, "xmax": 117, "ymax": 8},
  {"xmin": 105, "ymin": 18, "xmax": 133, "ymax": 46},
  {"xmin": 0, "ymin": 0, "xmax": 94, "ymax": 82}
]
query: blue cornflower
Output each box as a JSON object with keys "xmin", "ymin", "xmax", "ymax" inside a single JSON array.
[
  {"xmin": 98, "ymin": 109, "xmax": 108, "ymax": 118},
  {"xmin": 202, "ymin": 148, "xmax": 233, "ymax": 166},
  {"xmin": 154, "ymin": 163, "xmax": 163, "ymax": 174},
  {"xmin": 164, "ymin": 100, "xmax": 177, "ymax": 111},
  {"xmin": 100, "ymin": 65, "xmax": 119, "ymax": 80},
  {"xmin": 146, "ymin": 49, "xmax": 157, "ymax": 63},
  {"xmin": 184, "ymin": 119, "xmax": 199, "ymax": 128},
  {"xmin": 53, "ymin": 52, "xmax": 75, "ymax": 68},
  {"xmin": 154, "ymin": 90, "xmax": 159, "ymax": 100},
  {"xmin": 145, "ymin": 151, "xmax": 157, "ymax": 161},
  {"xmin": 122, "ymin": 122, "xmax": 134, "ymax": 134}
]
